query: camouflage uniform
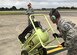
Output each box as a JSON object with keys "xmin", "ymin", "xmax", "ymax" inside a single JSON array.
[
  {"xmin": 26, "ymin": 8, "xmax": 34, "ymax": 25},
  {"xmin": 57, "ymin": 18, "xmax": 77, "ymax": 55}
]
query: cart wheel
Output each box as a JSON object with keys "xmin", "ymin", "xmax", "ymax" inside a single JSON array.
[
  {"xmin": 21, "ymin": 50, "xmax": 28, "ymax": 55},
  {"xmin": 38, "ymin": 47, "xmax": 47, "ymax": 55}
]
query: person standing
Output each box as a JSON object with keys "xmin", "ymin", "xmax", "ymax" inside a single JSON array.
[
  {"xmin": 26, "ymin": 3, "xmax": 34, "ymax": 25},
  {"xmin": 49, "ymin": 9, "xmax": 77, "ymax": 55}
]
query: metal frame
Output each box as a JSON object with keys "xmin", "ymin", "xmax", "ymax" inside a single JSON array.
[{"xmin": 29, "ymin": 14, "xmax": 62, "ymax": 49}]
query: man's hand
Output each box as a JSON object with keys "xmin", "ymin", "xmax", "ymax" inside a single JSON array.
[
  {"xmin": 53, "ymin": 33, "xmax": 59, "ymax": 38},
  {"xmin": 61, "ymin": 42, "xmax": 65, "ymax": 47}
]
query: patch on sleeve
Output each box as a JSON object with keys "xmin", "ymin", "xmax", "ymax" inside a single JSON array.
[{"xmin": 63, "ymin": 23, "xmax": 71, "ymax": 31}]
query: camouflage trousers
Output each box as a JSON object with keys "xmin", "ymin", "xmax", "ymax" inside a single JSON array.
[
  {"xmin": 28, "ymin": 15, "xmax": 34, "ymax": 25},
  {"xmin": 67, "ymin": 37, "xmax": 77, "ymax": 55}
]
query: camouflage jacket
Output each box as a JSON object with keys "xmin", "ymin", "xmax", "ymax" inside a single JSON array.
[
  {"xmin": 26, "ymin": 8, "xmax": 34, "ymax": 15},
  {"xmin": 57, "ymin": 18, "xmax": 77, "ymax": 49}
]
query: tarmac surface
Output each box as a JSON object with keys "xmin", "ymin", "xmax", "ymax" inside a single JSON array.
[{"xmin": 0, "ymin": 11, "xmax": 77, "ymax": 55}]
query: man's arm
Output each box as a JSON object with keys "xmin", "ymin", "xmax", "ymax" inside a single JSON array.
[
  {"xmin": 26, "ymin": 9, "xmax": 29, "ymax": 15},
  {"xmin": 31, "ymin": 8, "xmax": 34, "ymax": 14},
  {"xmin": 61, "ymin": 21, "xmax": 76, "ymax": 47}
]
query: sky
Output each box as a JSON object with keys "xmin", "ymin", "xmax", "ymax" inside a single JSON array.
[{"xmin": 0, "ymin": 0, "xmax": 77, "ymax": 9}]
